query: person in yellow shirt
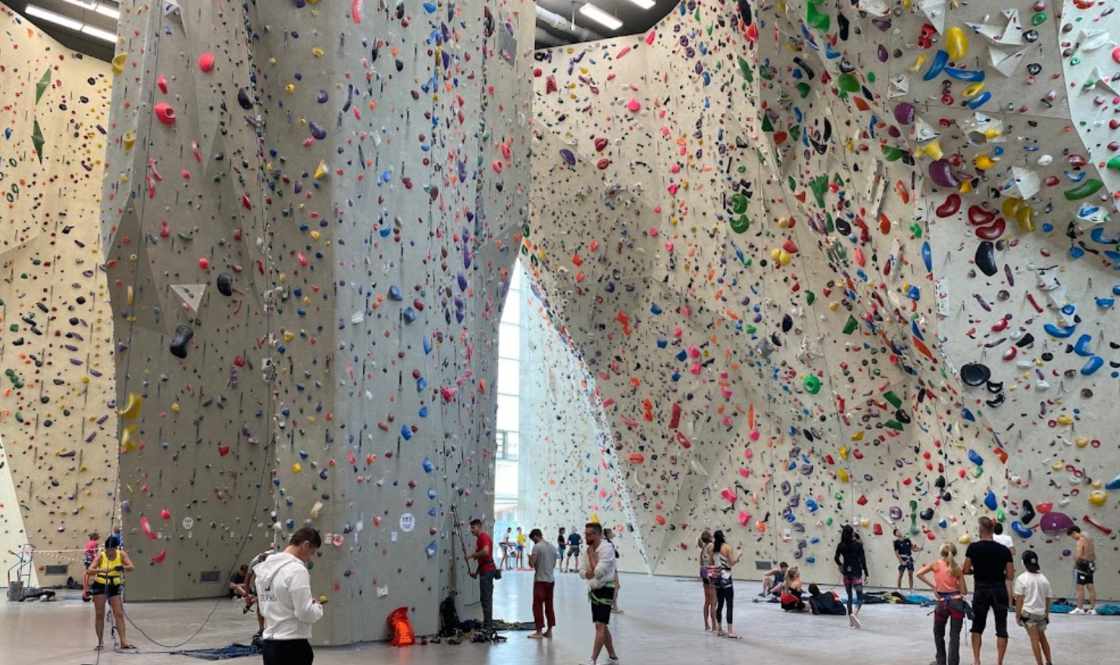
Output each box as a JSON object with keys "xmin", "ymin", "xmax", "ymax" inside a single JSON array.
[
  {"xmin": 516, "ymin": 527, "xmax": 528, "ymax": 569},
  {"xmin": 83, "ymin": 535, "xmax": 135, "ymax": 651}
]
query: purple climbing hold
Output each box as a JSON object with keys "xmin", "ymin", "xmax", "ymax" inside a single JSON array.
[
  {"xmin": 1038, "ymin": 511, "xmax": 1075, "ymax": 536},
  {"xmin": 893, "ymin": 102, "xmax": 915, "ymax": 126},
  {"xmin": 560, "ymin": 148, "xmax": 576, "ymax": 166}
]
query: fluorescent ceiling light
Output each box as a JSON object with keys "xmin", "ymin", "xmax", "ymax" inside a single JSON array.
[
  {"xmin": 25, "ymin": 4, "xmax": 84, "ymax": 31},
  {"xmin": 628, "ymin": 0, "xmax": 657, "ymax": 9},
  {"xmin": 61, "ymin": 0, "xmax": 120, "ymax": 20},
  {"xmin": 579, "ymin": 3, "xmax": 623, "ymax": 31},
  {"xmin": 81, "ymin": 24, "xmax": 118, "ymax": 43}
]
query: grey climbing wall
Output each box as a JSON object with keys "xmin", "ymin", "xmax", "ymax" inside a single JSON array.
[
  {"xmin": 100, "ymin": 0, "xmax": 533, "ymax": 643},
  {"xmin": 0, "ymin": 4, "xmax": 117, "ymax": 587}
]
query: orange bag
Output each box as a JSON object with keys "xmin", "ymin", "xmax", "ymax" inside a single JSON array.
[{"xmin": 388, "ymin": 606, "xmax": 415, "ymax": 647}]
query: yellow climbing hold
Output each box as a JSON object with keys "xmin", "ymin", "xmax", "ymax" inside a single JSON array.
[
  {"xmin": 313, "ymin": 160, "xmax": 329, "ymax": 179},
  {"xmin": 120, "ymin": 424, "xmax": 139, "ymax": 453},
  {"xmin": 170, "ymin": 402, "xmax": 181, "ymax": 414},
  {"xmin": 850, "ymin": 431, "xmax": 864, "ymax": 441},
  {"xmin": 958, "ymin": 533, "xmax": 972, "ymax": 545},
  {"xmin": 915, "ymin": 140, "xmax": 943, "ymax": 160},
  {"xmin": 1074, "ymin": 436, "xmax": 1089, "ymax": 448},
  {"xmin": 292, "ymin": 463, "xmax": 303, "ymax": 473},
  {"xmin": 123, "ymin": 131, "xmax": 136, "ymax": 151},
  {"xmin": 111, "ymin": 53, "xmax": 127, "ymax": 75},
  {"xmin": 1056, "ymin": 414, "xmax": 1073, "ymax": 426},
  {"xmin": 962, "ymin": 83, "xmax": 985, "ymax": 98},
  {"xmin": 973, "ymin": 154, "xmax": 996, "ymax": 170},
  {"xmin": 839, "ymin": 446, "xmax": 849, "ymax": 460},
  {"xmin": 119, "ymin": 392, "xmax": 143, "ymax": 420},
  {"xmin": 283, "ymin": 330, "xmax": 296, "ymax": 343},
  {"xmin": 945, "ymin": 27, "xmax": 968, "ymax": 61},
  {"xmin": 1088, "ymin": 490, "xmax": 1107, "ymax": 507},
  {"xmin": 837, "ymin": 468, "xmax": 850, "ymax": 483},
  {"xmin": 312, "ymin": 47, "xmax": 325, "ymax": 58}
]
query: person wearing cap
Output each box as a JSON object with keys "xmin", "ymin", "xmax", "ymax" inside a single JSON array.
[
  {"xmin": 83, "ymin": 535, "xmax": 135, "ymax": 651},
  {"xmin": 1013, "ymin": 551, "xmax": 1054, "ymax": 665}
]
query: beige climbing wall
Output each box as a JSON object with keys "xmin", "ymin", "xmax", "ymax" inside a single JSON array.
[
  {"xmin": 526, "ymin": 0, "xmax": 1120, "ymax": 598},
  {"xmin": 0, "ymin": 3, "xmax": 117, "ymax": 586}
]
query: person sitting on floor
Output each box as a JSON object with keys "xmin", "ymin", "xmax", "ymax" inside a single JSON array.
[
  {"xmin": 760, "ymin": 561, "xmax": 788, "ymax": 597},
  {"xmin": 807, "ymin": 583, "xmax": 847, "ymax": 616},
  {"xmin": 780, "ymin": 566, "xmax": 807, "ymax": 612}
]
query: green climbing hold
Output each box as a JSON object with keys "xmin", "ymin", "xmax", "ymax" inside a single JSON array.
[
  {"xmin": 1064, "ymin": 179, "xmax": 1104, "ymax": 201},
  {"xmin": 842, "ymin": 315, "xmax": 858, "ymax": 335},
  {"xmin": 788, "ymin": 125, "xmax": 801, "ymax": 142},
  {"xmin": 32, "ymin": 120, "xmax": 45, "ymax": 163},
  {"xmin": 730, "ymin": 215, "xmax": 751, "ymax": 233},
  {"xmin": 810, "ymin": 175, "xmax": 828, "ymax": 208},
  {"xmin": 806, "ymin": 0, "xmax": 830, "ymax": 31},
  {"xmin": 1031, "ymin": 11, "xmax": 1047, "ymax": 25},
  {"xmin": 885, "ymin": 420, "xmax": 905, "ymax": 431},
  {"xmin": 909, "ymin": 223, "xmax": 923, "ymax": 238},
  {"xmin": 803, "ymin": 374, "xmax": 822, "ymax": 394},
  {"xmin": 1107, "ymin": 155, "xmax": 1120, "ymax": 172},
  {"xmin": 882, "ymin": 145, "xmax": 906, "ymax": 161},
  {"xmin": 837, "ymin": 73, "xmax": 860, "ymax": 93},
  {"xmin": 732, "ymin": 192, "xmax": 748, "ymax": 214},
  {"xmin": 806, "ymin": 291, "xmax": 815, "ymax": 305},
  {"xmin": 884, "ymin": 391, "xmax": 902, "ymax": 409},
  {"xmin": 738, "ymin": 56, "xmax": 754, "ymax": 83},
  {"xmin": 761, "ymin": 114, "xmax": 774, "ymax": 132},
  {"xmin": 797, "ymin": 82, "xmax": 811, "ymax": 98},
  {"xmin": 36, "ymin": 68, "xmax": 51, "ymax": 104},
  {"xmin": 745, "ymin": 324, "xmax": 757, "ymax": 334}
]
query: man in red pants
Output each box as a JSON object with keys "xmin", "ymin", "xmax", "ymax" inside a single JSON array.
[{"xmin": 527, "ymin": 528, "xmax": 558, "ymax": 639}]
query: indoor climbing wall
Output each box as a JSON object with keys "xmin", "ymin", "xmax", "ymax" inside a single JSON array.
[
  {"xmin": 101, "ymin": 0, "xmax": 533, "ymax": 643},
  {"xmin": 0, "ymin": 4, "xmax": 117, "ymax": 586},
  {"xmin": 518, "ymin": 269, "xmax": 646, "ymax": 572},
  {"xmin": 526, "ymin": 0, "xmax": 1119, "ymax": 597}
]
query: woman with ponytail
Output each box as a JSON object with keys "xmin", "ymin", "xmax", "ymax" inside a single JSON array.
[
  {"xmin": 698, "ymin": 530, "xmax": 717, "ymax": 631},
  {"xmin": 917, "ymin": 542, "xmax": 969, "ymax": 665}
]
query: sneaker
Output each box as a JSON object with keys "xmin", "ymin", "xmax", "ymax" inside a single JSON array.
[
  {"xmin": 1087, "ymin": 608, "xmax": 1097, "ymax": 615},
  {"xmin": 1070, "ymin": 607, "xmax": 1085, "ymax": 615},
  {"xmin": 607, "ymin": 658, "xmax": 621, "ymax": 665},
  {"xmin": 851, "ymin": 614, "xmax": 862, "ymax": 629}
]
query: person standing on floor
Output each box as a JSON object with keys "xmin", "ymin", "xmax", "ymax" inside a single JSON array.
[
  {"xmin": 604, "ymin": 528, "xmax": 623, "ymax": 614},
  {"xmin": 468, "ymin": 519, "xmax": 498, "ymax": 631},
  {"xmin": 992, "ymin": 523, "xmax": 1014, "ymax": 556},
  {"xmin": 698, "ymin": 530, "xmax": 717, "ymax": 631},
  {"xmin": 527, "ymin": 528, "xmax": 558, "ymax": 639},
  {"xmin": 565, "ymin": 527, "xmax": 582, "ymax": 573},
  {"xmin": 834, "ymin": 524, "xmax": 869, "ymax": 628},
  {"xmin": 557, "ymin": 527, "xmax": 567, "ymax": 570},
  {"xmin": 1013, "ymin": 551, "xmax": 1054, "ymax": 665},
  {"xmin": 499, "ymin": 527, "xmax": 513, "ymax": 571},
  {"xmin": 254, "ymin": 528, "xmax": 324, "ymax": 665},
  {"xmin": 580, "ymin": 522, "xmax": 620, "ymax": 665},
  {"xmin": 83, "ymin": 532, "xmax": 100, "ymax": 569},
  {"xmin": 894, "ymin": 528, "xmax": 917, "ymax": 591},
  {"xmin": 516, "ymin": 527, "xmax": 528, "ymax": 569},
  {"xmin": 711, "ymin": 529, "xmax": 740, "ymax": 638},
  {"xmin": 917, "ymin": 542, "xmax": 969, "ymax": 665},
  {"xmin": 84, "ymin": 535, "xmax": 135, "ymax": 651},
  {"xmin": 963, "ymin": 516, "xmax": 1014, "ymax": 665},
  {"xmin": 1066, "ymin": 526, "xmax": 1096, "ymax": 614}
]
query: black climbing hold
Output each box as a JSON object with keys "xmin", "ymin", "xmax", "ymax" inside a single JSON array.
[
  {"xmin": 237, "ymin": 87, "xmax": 253, "ymax": 110},
  {"xmin": 975, "ymin": 241, "xmax": 997, "ymax": 276},
  {"xmin": 960, "ymin": 363, "xmax": 991, "ymax": 386},
  {"xmin": 170, "ymin": 324, "xmax": 194, "ymax": 359},
  {"xmin": 1021, "ymin": 500, "xmax": 1036, "ymax": 525},
  {"xmin": 217, "ymin": 272, "xmax": 234, "ymax": 296},
  {"xmin": 920, "ymin": 508, "xmax": 935, "ymax": 521}
]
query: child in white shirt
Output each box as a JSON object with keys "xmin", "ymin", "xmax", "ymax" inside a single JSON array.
[{"xmin": 1012, "ymin": 551, "xmax": 1053, "ymax": 665}]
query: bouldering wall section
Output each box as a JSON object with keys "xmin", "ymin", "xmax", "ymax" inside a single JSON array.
[
  {"xmin": 527, "ymin": 0, "xmax": 1119, "ymax": 597},
  {"xmin": 0, "ymin": 4, "xmax": 116, "ymax": 587},
  {"xmin": 101, "ymin": 0, "xmax": 534, "ymax": 643}
]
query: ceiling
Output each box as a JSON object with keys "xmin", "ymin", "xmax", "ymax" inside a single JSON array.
[
  {"xmin": 535, "ymin": 1, "xmax": 677, "ymax": 49},
  {"xmin": 5, "ymin": 1, "xmax": 676, "ymax": 62},
  {"xmin": 5, "ymin": 0, "xmax": 118, "ymax": 62}
]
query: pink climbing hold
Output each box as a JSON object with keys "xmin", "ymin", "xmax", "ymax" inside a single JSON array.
[
  {"xmin": 491, "ymin": 160, "xmax": 504, "ymax": 174},
  {"xmin": 1113, "ymin": 46, "xmax": 1120, "ymax": 64},
  {"xmin": 154, "ymin": 102, "xmax": 176, "ymax": 125},
  {"xmin": 160, "ymin": 508, "xmax": 171, "ymax": 520},
  {"xmin": 352, "ymin": 0, "xmax": 364, "ymax": 24},
  {"xmin": 151, "ymin": 550, "xmax": 167, "ymax": 564},
  {"xmin": 140, "ymin": 516, "xmax": 157, "ymax": 540},
  {"xmin": 198, "ymin": 257, "xmax": 210, "ymax": 270},
  {"xmin": 198, "ymin": 52, "xmax": 215, "ymax": 73},
  {"xmin": 626, "ymin": 98, "xmax": 642, "ymax": 113},
  {"xmin": 157, "ymin": 74, "xmax": 168, "ymax": 93},
  {"xmin": 645, "ymin": 29, "xmax": 656, "ymax": 45}
]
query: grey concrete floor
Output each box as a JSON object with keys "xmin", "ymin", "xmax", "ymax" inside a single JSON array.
[{"xmin": 2, "ymin": 571, "xmax": 1115, "ymax": 665}]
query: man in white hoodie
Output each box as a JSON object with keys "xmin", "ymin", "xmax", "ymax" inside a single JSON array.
[
  {"xmin": 580, "ymin": 522, "xmax": 620, "ymax": 665},
  {"xmin": 253, "ymin": 528, "xmax": 324, "ymax": 665}
]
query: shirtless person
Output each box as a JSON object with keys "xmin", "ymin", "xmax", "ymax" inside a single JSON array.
[{"xmin": 1067, "ymin": 526, "xmax": 1096, "ymax": 615}]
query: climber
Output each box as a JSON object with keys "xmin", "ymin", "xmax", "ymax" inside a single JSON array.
[
  {"xmin": 255, "ymin": 528, "xmax": 324, "ymax": 665},
  {"xmin": 83, "ymin": 535, "xmax": 135, "ymax": 651},
  {"xmin": 893, "ymin": 528, "xmax": 919, "ymax": 592},
  {"xmin": 581, "ymin": 522, "xmax": 620, "ymax": 665},
  {"xmin": 468, "ymin": 518, "xmax": 498, "ymax": 631},
  {"xmin": 834, "ymin": 525, "xmax": 868, "ymax": 628},
  {"xmin": 1067, "ymin": 526, "xmax": 1097, "ymax": 615}
]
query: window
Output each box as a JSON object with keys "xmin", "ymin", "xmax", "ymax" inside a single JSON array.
[{"xmin": 494, "ymin": 261, "xmax": 524, "ymax": 520}]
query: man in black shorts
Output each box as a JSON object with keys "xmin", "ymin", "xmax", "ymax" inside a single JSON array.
[
  {"xmin": 1067, "ymin": 526, "xmax": 1097, "ymax": 614},
  {"xmin": 565, "ymin": 528, "xmax": 582, "ymax": 573},
  {"xmin": 893, "ymin": 529, "xmax": 916, "ymax": 591},
  {"xmin": 964, "ymin": 516, "xmax": 1014, "ymax": 665},
  {"xmin": 580, "ymin": 522, "xmax": 619, "ymax": 665}
]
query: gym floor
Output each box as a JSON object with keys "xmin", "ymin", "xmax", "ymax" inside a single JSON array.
[{"xmin": 2, "ymin": 571, "xmax": 1115, "ymax": 664}]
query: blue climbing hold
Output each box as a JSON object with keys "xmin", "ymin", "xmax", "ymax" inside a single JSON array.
[{"xmin": 984, "ymin": 489, "xmax": 998, "ymax": 510}]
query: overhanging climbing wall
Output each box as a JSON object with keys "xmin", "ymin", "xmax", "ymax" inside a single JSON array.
[
  {"xmin": 0, "ymin": 4, "xmax": 116, "ymax": 586},
  {"xmin": 526, "ymin": 0, "xmax": 1119, "ymax": 597},
  {"xmin": 101, "ymin": 0, "xmax": 533, "ymax": 643}
]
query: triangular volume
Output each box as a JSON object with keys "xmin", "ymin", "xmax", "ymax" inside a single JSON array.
[{"xmin": 169, "ymin": 283, "xmax": 207, "ymax": 312}]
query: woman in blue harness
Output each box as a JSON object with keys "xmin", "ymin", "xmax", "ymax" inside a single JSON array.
[{"xmin": 83, "ymin": 535, "xmax": 135, "ymax": 651}]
